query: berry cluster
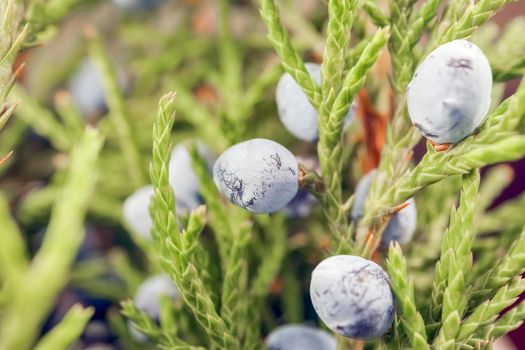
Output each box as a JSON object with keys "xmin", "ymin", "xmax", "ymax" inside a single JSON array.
[{"xmin": 130, "ymin": 38, "xmax": 494, "ymax": 343}]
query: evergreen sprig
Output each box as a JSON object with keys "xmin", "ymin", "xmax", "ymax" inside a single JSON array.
[
  {"xmin": 457, "ymin": 277, "xmax": 525, "ymax": 341},
  {"xmin": 433, "ymin": 171, "xmax": 480, "ymax": 348},
  {"xmin": 439, "ymin": 0, "xmax": 515, "ymax": 45},
  {"xmin": 121, "ymin": 300, "xmax": 205, "ymax": 350},
  {"xmin": 149, "ymin": 92, "xmax": 239, "ymax": 350},
  {"xmin": 259, "ymin": 0, "xmax": 322, "ymax": 108},
  {"xmin": 33, "ymin": 305, "xmax": 94, "ymax": 350},
  {"xmin": 470, "ymin": 230, "xmax": 525, "ymax": 306},
  {"xmin": 0, "ymin": 128, "xmax": 104, "ymax": 350},
  {"xmin": 387, "ymin": 243, "xmax": 429, "ymax": 349}
]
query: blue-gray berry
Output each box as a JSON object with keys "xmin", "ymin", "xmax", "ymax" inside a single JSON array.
[
  {"xmin": 129, "ymin": 274, "xmax": 180, "ymax": 342},
  {"xmin": 134, "ymin": 274, "xmax": 180, "ymax": 320},
  {"xmin": 380, "ymin": 197, "xmax": 417, "ymax": 247},
  {"xmin": 310, "ymin": 255, "xmax": 395, "ymax": 339},
  {"xmin": 122, "ymin": 184, "xmax": 201, "ymax": 239},
  {"xmin": 265, "ymin": 324, "xmax": 336, "ymax": 350},
  {"xmin": 68, "ymin": 59, "xmax": 128, "ymax": 118},
  {"xmin": 112, "ymin": 0, "xmax": 163, "ymax": 11},
  {"xmin": 169, "ymin": 143, "xmax": 212, "ymax": 211},
  {"xmin": 276, "ymin": 63, "xmax": 355, "ymax": 142},
  {"xmin": 407, "ymin": 40, "xmax": 492, "ymax": 144},
  {"xmin": 350, "ymin": 169, "xmax": 378, "ymax": 223},
  {"xmin": 282, "ymin": 156, "xmax": 319, "ymax": 218},
  {"xmin": 350, "ymin": 170, "xmax": 417, "ymax": 247},
  {"xmin": 122, "ymin": 185, "xmax": 154, "ymax": 239},
  {"xmin": 68, "ymin": 59, "xmax": 107, "ymax": 117},
  {"xmin": 213, "ymin": 138, "xmax": 299, "ymax": 213}
]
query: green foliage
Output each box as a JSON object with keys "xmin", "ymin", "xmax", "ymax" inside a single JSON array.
[
  {"xmin": 33, "ymin": 305, "xmax": 94, "ymax": 350},
  {"xmin": 0, "ymin": 128, "xmax": 104, "ymax": 350},
  {"xmin": 1, "ymin": 0, "xmax": 525, "ymax": 349}
]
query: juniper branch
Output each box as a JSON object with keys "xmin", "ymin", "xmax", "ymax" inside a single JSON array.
[
  {"xmin": 0, "ymin": 0, "xmax": 26, "ymax": 125},
  {"xmin": 457, "ymin": 277, "xmax": 525, "ymax": 341},
  {"xmin": 469, "ymin": 230, "xmax": 525, "ymax": 307},
  {"xmin": 482, "ymin": 299, "xmax": 525, "ymax": 339},
  {"xmin": 364, "ymin": 0, "xmax": 388, "ymax": 27},
  {"xmin": 149, "ymin": 93, "xmax": 239, "ymax": 350},
  {"xmin": 387, "ymin": 243, "xmax": 429, "ymax": 349},
  {"xmin": 89, "ymin": 29, "xmax": 146, "ymax": 187},
  {"xmin": 317, "ymin": 27, "xmax": 389, "ymax": 254},
  {"xmin": 321, "ymin": 0, "xmax": 359, "ymax": 102},
  {"xmin": 0, "ymin": 128, "xmax": 104, "ymax": 350},
  {"xmin": 439, "ymin": 0, "xmax": 515, "ymax": 45},
  {"xmin": 33, "ymin": 305, "xmax": 94, "ymax": 350},
  {"xmin": 259, "ymin": 0, "xmax": 322, "ymax": 108},
  {"xmin": 433, "ymin": 171, "xmax": 480, "ymax": 348}
]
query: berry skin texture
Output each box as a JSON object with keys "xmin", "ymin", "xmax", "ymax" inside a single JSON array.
[
  {"xmin": 310, "ymin": 255, "xmax": 395, "ymax": 339},
  {"xmin": 112, "ymin": 0, "xmax": 162, "ymax": 11},
  {"xmin": 134, "ymin": 274, "xmax": 180, "ymax": 320},
  {"xmin": 123, "ymin": 183, "xmax": 201, "ymax": 239},
  {"xmin": 407, "ymin": 39, "xmax": 493, "ymax": 144},
  {"xmin": 350, "ymin": 170, "xmax": 417, "ymax": 247},
  {"xmin": 380, "ymin": 197, "xmax": 417, "ymax": 248},
  {"xmin": 122, "ymin": 185, "xmax": 155, "ymax": 240},
  {"xmin": 213, "ymin": 138, "xmax": 299, "ymax": 213},
  {"xmin": 130, "ymin": 274, "xmax": 180, "ymax": 341},
  {"xmin": 276, "ymin": 63, "xmax": 355, "ymax": 142},
  {"xmin": 265, "ymin": 324, "xmax": 336, "ymax": 350},
  {"xmin": 282, "ymin": 156, "xmax": 319, "ymax": 218},
  {"xmin": 169, "ymin": 143, "xmax": 212, "ymax": 211},
  {"xmin": 350, "ymin": 169, "xmax": 378, "ymax": 223},
  {"xmin": 68, "ymin": 59, "xmax": 107, "ymax": 117}
]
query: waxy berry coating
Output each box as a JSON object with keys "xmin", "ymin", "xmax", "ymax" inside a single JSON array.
[
  {"xmin": 380, "ymin": 197, "xmax": 417, "ymax": 247},
  {"xmin": 68, "ymin": 59, "xmax": 107, "ymax": 117},
  {"xmin": 112, "ymin": 0, "xmax": 162, "ymax": 11},
  {"xmin": 134, "ymin": 274, "xmax": 180, "ymax": 320},
  {"xmin": 265, "ymin": 324, "xmax": 336, "ymax": 350},
  {"xmin": 350, "ymin": 170, "xmax": 378, "ymax": 223},
  {"xmin": 407, "ymin": 40, "xmax": 492, "ymax": 144},
  {"xmin": 169, "ymin": 143, "xmax": 212, "ymax": 211},
  {"xmin": 123, "ymin": 184, "xmax": 202, "ymax": 239},
  {"xmin": 276, "ymin": 63, "xmax": 355, "ymax": 142},
  {"xmin": 310, "ymin": 255, "xmax": 395, "ymax": 339},
  {"xmin": 350, "ymin": 170, "xmax": 417, "ymax": 247},
  {"xmin": 282, "ymin": 156, "xmax": 319, "ymax": 218},
  {"xmin": 213, "ymin": 138, "xmax": 299, "ymax": 213},
  {"xmin": 122, "ymin": 185, "xmax": 154, "ymax": 239},
  {"xmin": 130, "ymin": 274, "xmax": 179, "ymax": 341}
]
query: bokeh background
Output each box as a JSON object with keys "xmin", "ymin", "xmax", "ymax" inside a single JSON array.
[{"xmin": 1, "ymin": 0, "xmax": 525, "ymax": 349}]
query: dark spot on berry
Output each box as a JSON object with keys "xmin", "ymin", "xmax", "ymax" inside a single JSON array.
[
  {"xmin": 447, "ymin": 57, "xmax": 473, "ymax": 70},
  {"xmin": 288, "ymin": 167, "xmax": 296, "ymax": 175},
  {"xmin": 270, "ymin": 153, "xmax": 282, "ymax": 170},
  {"xmin": 413, "ymin": 122, "xmax": 438, "ymax": 139}
]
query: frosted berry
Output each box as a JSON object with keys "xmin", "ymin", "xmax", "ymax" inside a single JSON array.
[
  {"xmin": 380, "ymin": 197, "xmax": 417, "ymax": 247},
  {"xmin": 310, "ymin": 255, "xmax": 395, "ymax": 339},
  {"xmin": 123, "ymin": 185, "xmax": 200, "ymax": 239},
  {"xmin": 276, "ymin": 63, "xmax": 355, "ymax": 142},
  {"xmin": 282, "ymin": 156, "xmax": 319, "ymax": 218},
  {"xmin": 134, "ymin": 274, "xmax": 180, "ymax": 320},
  {"xmin": 122, "ymin": 185, "xmax": 154, "ymax": 239},
  {"xmin": 112, "ymin": 0, "xmax": 162, "ymax": 11},
  {"xmin": 68, "ymin": 59, "xmax": 128, "ymax": 118},
  {"xmin": 350, "ymin": 170, "xmax": 378, "ymax": 223},
  {"xmin": 350, "ymin": 170, "xmax": 417, "ymax": 247},
  {"xmin": 265, "ymin": 324, "xmax": 336, "ymax": 350},
  {"xmin": 213, "ymin": 138, "xmax": 299, "ymax": 213},
  {"xmin": 407, "ymin": 40, "xmax": 492, "ymax": 144},
  {"xmin": 169, "ymin": 143, "xmax": 212, "ymax": 211},
  {"xmin": 130, "ymin": 274, "xmax": 180, "ymax": 341},
  {"xmin": 68, "ymin": 59, "xmax": 106, "ymax": 117}
]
